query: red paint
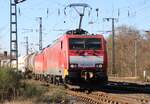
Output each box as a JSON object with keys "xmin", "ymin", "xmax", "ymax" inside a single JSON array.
[{"xmin": 34, "ymin": 53, "xmax": 44, "ymax": 74}]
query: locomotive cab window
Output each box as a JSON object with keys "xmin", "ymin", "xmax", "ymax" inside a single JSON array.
[{"xmin": 69, "ymin": 38, "xmax": 102, "ymax": 50}]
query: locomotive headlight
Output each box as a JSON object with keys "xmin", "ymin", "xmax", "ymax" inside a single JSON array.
[
  {"xmin": 70, "ymin": 63, "xmax": 78, "ymax": 68},
  {"xmin": 95, "ymin": 64, "xmax": 103, "ymax": 68},
  {"xmin": 98, "ymin": 64, "xmax": 103, "ymax": 68},
  {"xmin": 70, "ymin": 64, "xmax": 75, "ymax": 68}
]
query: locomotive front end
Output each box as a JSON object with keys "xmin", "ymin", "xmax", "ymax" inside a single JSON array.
[{"xmin": 67, "ymin": 36, "xmax": 108, "ymax": 84}]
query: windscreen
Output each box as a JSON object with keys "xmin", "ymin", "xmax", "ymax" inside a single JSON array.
[{"xmin": 69, "ymin": 38, "xmax": 102, "ymax": 50}]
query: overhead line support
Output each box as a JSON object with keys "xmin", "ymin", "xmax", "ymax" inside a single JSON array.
[
  {"xmin": 10, "ymin": 0, "xmax": 26, "ymax": 70},
  {"xmin": 103, "ymin": 17, "xmax": 118, "ymax": 75}
]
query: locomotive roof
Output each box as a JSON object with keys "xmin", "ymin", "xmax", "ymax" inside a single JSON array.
[
  {"xmin": 65, "ymin": 29, "xmax": 103, "ymax": 37},
  {"xmin": 66, "ymin": 29, "xmax": 89, "ymax": 35}
]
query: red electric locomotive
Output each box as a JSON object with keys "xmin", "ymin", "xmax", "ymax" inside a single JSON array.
[{"xmin": 42, "ymin": 29, "xmax": 108, "ymax": 84}]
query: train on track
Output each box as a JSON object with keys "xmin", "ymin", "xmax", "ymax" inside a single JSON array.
[
  {"xmin": 18, "ymin": 29, "xmax": 108, "ymax": 85},
  {"xmin": 4, "ymin": 3, "xmax": 109, "ymax": 87}
]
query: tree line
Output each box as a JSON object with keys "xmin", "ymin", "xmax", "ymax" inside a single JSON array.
[{"xmin": 107, "ymin": 25, "xmax": 150, "ymax": 79}]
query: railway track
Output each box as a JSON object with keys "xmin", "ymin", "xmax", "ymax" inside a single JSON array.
[
  {"xmin": 113, "ymin": 94, "xmax": 150, "ymax": 104},
  {"xmin": 65, "ymin": 81, "xmax": 150, "ymax": 104},
  {"xmin": 66, "ymin": 90, "xmax": 141, "ymax": 104},
  {"xmin": 40, "ymin": 78, "xmax": 150, "ymax": 104},
  {"xmin": 31, "ymin": 78, "xmax": 150, "ymax": 104}
]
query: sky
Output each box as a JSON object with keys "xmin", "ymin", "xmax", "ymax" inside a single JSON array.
[{"xmin": 0, "ymin": 0, "xmax": 150, "ymax": 55}]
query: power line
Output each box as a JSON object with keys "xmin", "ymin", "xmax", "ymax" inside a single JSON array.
[{"xmin": 64, "ymin": 3, "xmax": 92, "ymax": 30}]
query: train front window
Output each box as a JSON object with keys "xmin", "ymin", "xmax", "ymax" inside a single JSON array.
[{"xmin": 69, "ymin": 38, "xmax": 102, "ymax": 50}]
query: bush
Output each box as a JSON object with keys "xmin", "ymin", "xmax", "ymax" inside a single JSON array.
[
  {"xmin": 0, "ymin": 67, "xmax": 22, "ymax": 101},
  {"xmin": 0, "ymin": 67, "xmax": 22, "ymax": 89},
  {"xmin": 21, "ymin": 83, "xmax": 48, "ymax": 98}
]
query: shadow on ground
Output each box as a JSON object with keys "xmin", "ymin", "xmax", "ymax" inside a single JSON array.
[{"xmin": 69, "ymin": 81, "xmax": 150, "ymax": 94}]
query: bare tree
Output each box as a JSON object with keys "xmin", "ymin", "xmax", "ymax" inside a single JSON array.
[{"xmin": 107, "ymin": 25, "xmax": 147, "ymax": 77}]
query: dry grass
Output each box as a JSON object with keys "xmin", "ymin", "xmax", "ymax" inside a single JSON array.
[
  {"xmin": 4, "ymin": 100, "xmax": 34, "ymax": 104},
  {"xmin": 35, "ymin": 84, "xmax": 69, "ymax": 104},
  {"xmin": 0, "ymin": 68, "xmax": 69, "ymax": 103},
  {"xmin": 2, "ymin": 80, "xmax": 69, "ymax": 104}
]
